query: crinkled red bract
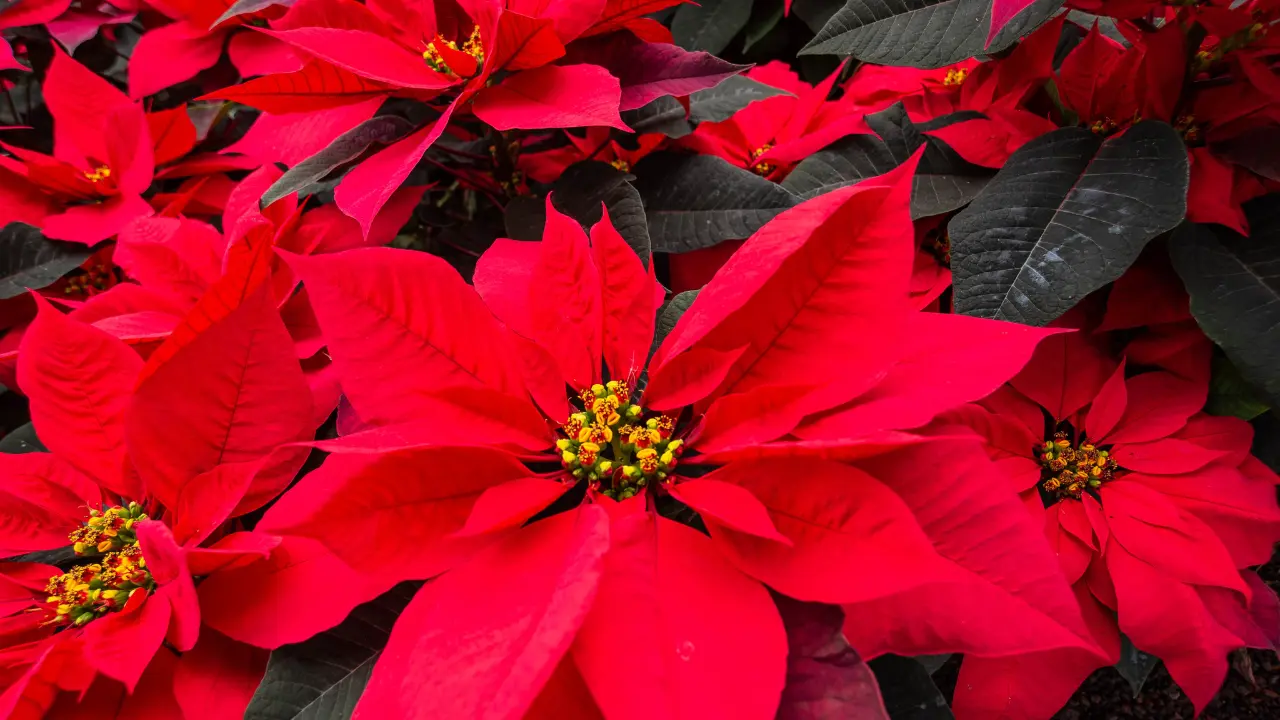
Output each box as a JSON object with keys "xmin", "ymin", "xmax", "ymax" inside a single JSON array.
[
  {"xmin": 950, "ymin": 308, "xmax": 1280, "ymax": 719},
  {"xmin": 239, "ymin": 158, "xmax": 1109, "ymax": 718}
]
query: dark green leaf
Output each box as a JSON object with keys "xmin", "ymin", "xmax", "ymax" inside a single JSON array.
[
  {"xmin": 650, "ymin": 289, "xmax": 699, "ymax": 358},
  {"xmin": 504, "ymin": 161, "xmax": 651, "ymax": 263},
  {"xmin": 792, "ymin": 0, "xmax": 846, "ymax": 33},
  {"xmin": 260, "ymin": 116, "xmax": 415, "ymax": 208},
  {"xmin": 631, "ymin": 152, "xmax": 799, "ymax": 253},
  {"xmin": 0, "ymin": 223, "xmax": 93, "ymax": 300},
  {"xmin": 1206, "ymin": 354, "xmax": 1269, "ymax": 420},
  {"xmin": 800, "ymin": 0, "xmax": 1064, "ymax": 68},
  {"xmin": 5, "ymin": 546, "xmax": 78, "ymax": 567},
  {"xmin": 214, "ymin": 0, "xmax": 296, "ymax": 28},
  {"xmin": 774, "ymin": 595, "xmax": 891, "ymax": 720},
  {"xmin": 621, "ymin": 96, "xmax": 693, "ymax": 138},
  {"xmin": 688, "ymin": 75, "xmax": 792, "ymax": 125},
  {"xmin": 950, "ymin": 122, "xmax": 1188, "ymax": 326},
  {"xmin": 743, "ymin": 0, "xmax": 785, "ymax": 52},
  {"xmin": 1171, "ymin": 196, "xmax": 1280, "ymax": 407},
  {"xmin": 1114, "ymin": 633, "xmax": 1161, "ymax": 697},
  {"xmin": 0, "ymin": 422, "xmax": 45, "ymax": 454},
  {"xmin": 244, "ymin": 584, "xmax": 417, "ymax": 720},
  {"xmin": 783, "ymin": 104, "xmax": 992, "ymax": 218},
  {"xmin": 868, "ymin": 655, "xmax": 954, "ymax": 719},
  {"xmin": 672, "ymin": 0, "xmax": 754, "ymax": 55}
]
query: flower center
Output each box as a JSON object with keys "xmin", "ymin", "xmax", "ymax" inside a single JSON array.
[
  {"xmin": 1037, "ymin": 431, "xmax": 1117, "ymax": 500},
  {"xmin": 749, "ymin": 144, "xmax": 775, "ymax": 176},
  {"xmin": 63, "ymin": 263, "xmax": 116, "ymax": 297},
  {"xmin": 422, "ymin": 26, "xmax": 483, "ymax": 77},
  {"xmin": 43, "ymin": 504, "xmax": 154, "ymax": 628},
  {"xmin": 943, "ymin": 68, "xmax": 968, "ymax": 86},
  {"xmin": 610, "ymin": 158, "xmax": 630, "ymax": 173},
  {"xmin": 557, "ymin": 380, "xmax": 684, "ymax": 501},
  {"xmin": 1174, "ymin": 114, "xmax": 1203, "ymax": 146},
  {"xmin": 82, "ymin": 165, "xmax": 111, "ymax": 183}
]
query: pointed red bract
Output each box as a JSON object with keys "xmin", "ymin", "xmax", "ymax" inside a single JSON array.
[
  {"xmin": 353, "ymin": 506, "xmax": 609, "ymax": 720},
  {"xmin": 18, "ymin": 297, "xmax": 141, "ymax": 498},
  {"xmin": 572, "ymin": 512, "xmax": 787, "ymax": 720}
]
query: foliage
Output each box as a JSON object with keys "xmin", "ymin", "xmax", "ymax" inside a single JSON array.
[{"xmin": 1, "ymin": 0, "xmax": 1279, "ymax": 718}]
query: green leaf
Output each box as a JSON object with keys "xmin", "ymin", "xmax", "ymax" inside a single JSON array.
[
  {"xmin": 782, "ymin": 104, "xmax": 992, "ymax": 218},
  {"xmin": 743, "ymin": 0, "xmax": 785, "ymax": 52},
  {"xmin": 1114, "ymin": 633, "xmax": 1160, "ymax": 697},
  {"xmin": 0, "ymin": 422, "xmax": 46, "ymax": 454},
  {"xmin": 621, "ymin": 96, "xmax": 693, "ymax": 138},
  {"xmin": 688, "ymin": 75, "xmax": 792, "ymax": 125},
  {"xmin": 869, "ymin": 655, "xmax": 954, "ymax": 719},
  {"xmin": 650, "ymin": 290, "xmax": 699, "ymax": 358},
  {"xmin": 631, "ymin": 152, "xmax": 799, "ymax": 253},
  {"xmin": 672, "ymin": 0, "xmax": 754, "ymax": 55},
  {"xmin": 1206, "ymin": 354, "xmax": 1269, "ymax": 420},
  {"xmin": 244, "ymin": 584, "xmax": 417, "ymax": 720},
  {"xmin": 213, "ymin": 0, "xmax": 296, "ymax": 28},
  {"xmin": 0, "ymin": 223, "xmax": 93, "ymax": 300},
  {"xmin": 950, "ymin": 122, "xmax": 1188, "ymax": 326},
  {"xmin": 800, "ymin": 0, "xmax": 1063, "ymax": 69},
  {"xmin": 1171, "ymin": 195, "xmax": 1280, "ymax": 408}
]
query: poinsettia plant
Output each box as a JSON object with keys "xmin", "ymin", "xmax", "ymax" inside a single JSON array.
[{"xmin": 4, "ymin": 0, "xmax": 1280, "ymax": 718}]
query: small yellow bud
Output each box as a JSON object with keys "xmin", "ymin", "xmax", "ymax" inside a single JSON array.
[{"xmin": 562, "ymin": 451, "xmax": 576, "ymax": 464}]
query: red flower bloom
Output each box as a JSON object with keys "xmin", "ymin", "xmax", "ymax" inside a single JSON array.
[
  {"xmin": 0, "ymin": 237, "xmax": 318, "ymax": 716},
  {"xmin": 226, "ymin": 161, "xmax": 1104, "ymax": 717},
  {"xmin": 0, "ymin": 48, "xmax": 154, "ymax": 245},
  {"xmin": 678, "ymin": 60, "xmax": 868, "ymax": 180},
  {"xmin": 949, "ymin": 316, "xmax": 1280, "ymax": 718},
  {"xmin": 203, "ymin": 0, "xmax": 695, "ymax": 232}
]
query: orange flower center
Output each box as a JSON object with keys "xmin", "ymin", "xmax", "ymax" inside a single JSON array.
[
  {"xmin": 943, "ymin": 68, "xmax": 969, "ymax": 86},
  {"xmin": 557, "ymin": 380, "xmax": 683, "ymax": 500},
  {"xmin": 82, "ymin": 165, "xmax": 111, "ymax": 183},
  {"xmin": 43, "ymin": 504, "xmax": 154, "ymax": 628},
  {"xmin": 1037, "ymin": 431, "xmax": 1117, "ymax": 500},
  {"xmin": 422, "ymin": 25, "xmax": 484, "ymax": 77},
  {"xmin": 749, "ymin": 144, "xmax": 775, "ymax": 176}
]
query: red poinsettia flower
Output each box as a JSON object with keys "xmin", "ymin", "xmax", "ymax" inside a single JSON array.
[
  {"xmin": 678, "ymin": 60, "xmax": 868, "ymax": 180},
  {"xmin": 0, "ymin": 47, "xmax": 154, "ymax": 245},
  {"xmin": 203, "ymin": 0, "xmax": 698, "ymax": 232},
  {"xmin": 0, "ymin": 239, "xmax": 318, "ymax": 717},
  {"xmin": 205, "ymin": 161, "xmax": 1105, "ymax": 716},
  {"xmin": 129, "ymin": 0, "xmax": 301, "ymax": 98},
  {"xmin": 520, "ymin": 126, "xmax": 666, "ymax": 183},
  {"xmin": 948, "ymin": 316, "xmax": 1280, "ymax": 718}
]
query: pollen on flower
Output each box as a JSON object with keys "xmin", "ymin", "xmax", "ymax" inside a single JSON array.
[
  {"xmin": 422, "ymin": 25, "xmax": 483, "ymax": 76},
  {"xmin": 556, "ymin": 380, "xmax": 685, "ymax": 500},
  {"xmin": 1036, "ymin": 431, "xmax": 1117, "ymax": 500},
  {"xmin": 943, "ymin": 68, "xmax": 969, "ymax": 86},
  {"xmin": 1089, "ymin": 118, "xmax": 1118, "ymax": 136},
  {"xmin": 42, "ymin": 504, "xmax": 155, "ymax": 628},
  {"xmin": 610, "ymin": 158, "xmax": 631, "ymax": 173},
  {"xmin": 82, "ymin": 165, "xmax": 111, "ymax": 183},
  {"xmin": 1174, "ymin": 114, "xmax": 1203, "ymax": 146},
  {"xmin": 749, "ymin": 144, "xmax": 775, "ymax": 176},
  {"xmin": 63, "ymin": 264, "xmax": 117, "ymax": 297}
]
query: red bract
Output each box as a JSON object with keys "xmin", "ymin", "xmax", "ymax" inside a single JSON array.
[
  {"xmin": 214, "ymin": 160, "xmax": 1108, "ymax": 717},
  {"xmin": 678, "ymin": 60, "xmax": 867, "ymax": 180},
  {"xmin": 0, "ymin": 48, "xmax": 153, "ymax": 245},
  {"xmin": 129, "ymin": 0, "xmax": 300, "ymax": 99},
  {"xmin": 948, "ymin": 317, "xmax": 1280, "ymax": 718},
  {"xmin": 0, "ymin": 236, "xmax": 318, "ymax": 715}
]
